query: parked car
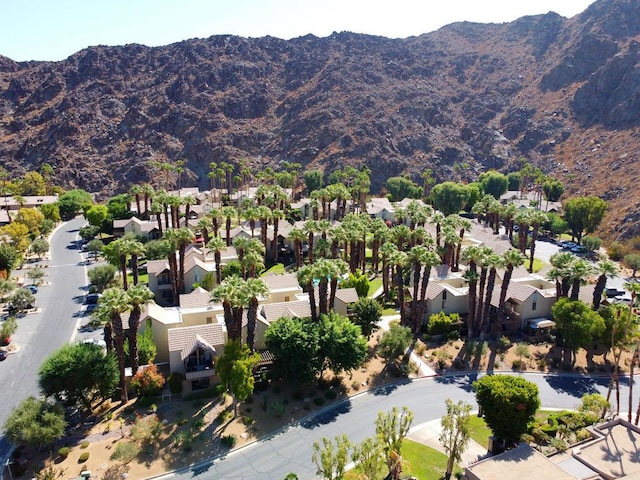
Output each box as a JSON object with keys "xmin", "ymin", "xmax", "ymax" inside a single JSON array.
[
  {"xmin": 560, "ymin": 241, "xmax": 577, "ymax": 250},
  {"xmin": 0, "ymin": 349, "xmax": 7, "ymax": 361},
  {"xmin": 614, "ymin": 294, "xmax": 634, "ymax": 305},
  {"xmin": 25, "ymin": 285, "xmax": 38, "ymax": 294},
  {"xmin": 606, "ymin": 287, "xmax": 625, "ymax": 298},
  {"xmin": 85, "ymin": 293, "xmax": 101, "ymax": 305}
]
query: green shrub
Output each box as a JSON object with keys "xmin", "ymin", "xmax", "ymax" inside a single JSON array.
[
  {"xmin": 167, "ymin": 372, "xmax": 183, "ymax": 394},
  {"xmin": 80, "ymin": 440, "xmax": 89, "ymax": 449},
  {"xmin": 78, "ymin": 452, "xmax": 90, "ymax": 463},
  {"xmin": 172, "ymin": 431, "xmax": 193, "ymax": 452},
  {"xmin": 220, "ymin": 434, "xmax": 237, "ymax": 448},
  {"xmin": 496, "ymin": 335, "xmax": 511, "ymax": 352},
  {"xmin": 313, "ymin": 396, "xmax": 325, "ymax": 406},
  {"xmin": 242, "ymin": 416, "xmax": 254, "ymax": 425},
  {"xmin": 269, "ymin": 400, "xmax": 286, "ymax": 418},
  {"xmin": 58, "ymin": 447, "xmax": 70, "ymax": 459},
  {"xmin": 428, "ymin": 312, "xmax": 453, "ymax": 335},
  {"xmin": 216, "ymin": 410, "xmax": 232, "ymax": 424},
  {"xmin": 110, "ymin": 441, "xmax": 140, "ymax": 463},
  {"xmin": 191, "ymin": 418, "xmax": 205, "ymax": 430},
  {"xmin": 512, "ymin": 359, "xmax": 526, "ymax": 370}
]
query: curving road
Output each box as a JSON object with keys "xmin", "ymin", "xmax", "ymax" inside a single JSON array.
[
  {"xmin": 154, "ymin": 372, "xmax": 635, "ymax": 480},
  {"xmin": 0, "ymin": 217, "xmax": 88, "ymax": 466}
]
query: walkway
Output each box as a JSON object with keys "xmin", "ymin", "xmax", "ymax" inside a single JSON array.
[{"xmin": 378, "ymin": 314, "xmax": 437, "ymax": 377}]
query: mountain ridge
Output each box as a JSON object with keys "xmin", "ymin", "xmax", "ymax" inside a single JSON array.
[{"xmin": 1, "ymin": 0, "xmax": 639, "ymax": 240}]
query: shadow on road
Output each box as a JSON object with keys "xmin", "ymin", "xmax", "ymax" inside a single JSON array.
[
  {"xmin": 544, "ymin": 374, "xmax": 611, "ymax": 398},
  {"xmin": 435, "ymin": 373, "xmax": 479, "ymax": 392},
  {"xmin": 301, "ymin": 400, "xmax": 352, "ymax": 430},
  {"xmin": 371, "ymin": 378, "xmax": 411, "ymax": 396}
]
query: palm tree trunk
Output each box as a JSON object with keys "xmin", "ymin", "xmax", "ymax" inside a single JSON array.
[
  {"xmin": 247, "ymin": 298, "xmax": 258, "ymax": 352},
  {"xmin": 120, "ymin": 254, "xmax": 129, "ymax": 291},
  {"xmin": 112, "ymin": 314, "xmax": 128, "ymax": 403},
  {"xmin": 329, "ymin": 277, "xmax": 338, "ymax": 312},
  {"xmin": 319, "ymin": 278, "xmax": 329, "ymax": 316},
  {"xmin": 397, "ymin": 266, "xmax": 408, "ymax": 327},
  {"xmin": 308, "ymin": 280, "xmax": 318, "ymax": 323},
  {"xmin": 132, "ymin": 254, "xmax": 139, "ymax": 287},
  {"xmin": 480, "ymin": 268, "xmax": 497, "ymax": 339},
  {"xmin": 496, "ymin": 268, "xmax": 513, "ymax": 334},
  {"xmin": 214, "ymin": 251, "xmax": 222, "ymax": 284},
  {"xmin": 129, "ymin": 306, "xmax": 141, "ymax": 374},
  {"xmin": 593, "ymin": 275, "xmax": 606, "ymax": 310}
]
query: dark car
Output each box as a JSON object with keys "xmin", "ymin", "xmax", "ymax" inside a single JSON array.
[
  {"xmin": 85, "ymin": 293, "xmax": 101, "ymax": 305},
  {"xmin": 25, "ymin": 285, "xmax": 38, "ymax": 294},
  {"xmin": 0, "ymin": 349, "xmax": 7, "ymax": 360}
]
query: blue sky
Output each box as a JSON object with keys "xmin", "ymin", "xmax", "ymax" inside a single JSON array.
[{"xmin": 1, "ymin": 0, "xmax": 597, "ymax": 62}]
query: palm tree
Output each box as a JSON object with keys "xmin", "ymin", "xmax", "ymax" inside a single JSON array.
[
  {"xmin": 165, "ymin": 228, "xmax": 194, "ymax": 297},
  {"xmin": 527, "ymin": 210, "xmax": 548, "ymax": 273},
  {"xmin": 547, "ymin": 252, "xmax": 577, "ymax": 299},
  {"xmin": 288, "ymin": 228, "xmax": 307, "ymax": 268},
  {"xmin": 568, "ymin": 258, "xmax": 594, "ymax": 301},
  {"xmin": 370, "ymin": 219, "xmax": 389, "ymax": 273},
  {"xmin": 126, "ymin": 284, "xmax": 155, "ymax": 374},
  {"xmin": 514, "ymin": 210, "xmax": 531, "ymax": 254},
  {"xmin": 149, "ymin": 200, "xmax": 164, "ymax": 236},
  {"xmin": 130, "ymin": 184, "xmax": 143, "ymax": 217},
  {"xmin": 297, "ymin": 264, "xmax": 318, "ymax": 322},
  {"xmin": 141, "ymin": 183, "xmax": 154, "ymax": 220},
  {"xmin": 380, "ymin": 242, "xmax": 398, "ymax": 302},
  {"xmin": 304, "ymin": 220, "xmax": 318, "ymax": 264},
  {"xmin": 222, "ymin": 206, "xmax": 236, "ymax": 246},
  {"xmin": 103, "ymin": 236, "xmax": 143, "ymax": 291},
  {"xmin": 256, "ymin": 205, "xmax": 271, "ymax": 252},
  {"xmin": 408, "ymin": 243, "xmax": 439, "ymax": 334},
  {"xmin": 244, "ymin": 278, "xmax": 269, "ymax": 352},
  {"xmin": 182, "ymin": 195, "xmax": 196, "ymax": 228},
  {"xmin": 461, "ymin": 246, "xmax": 485, "ymax": 338},
  {"xmin": 593, "ymin": 260, "xmax": 619, "ymax": 310},
  {"xmin": 271, "ymin": 209, "xmax": 285, "ymax": 262},
  {"xmin": 207, "ymin": 235, "xmax": 226, "ymax": 285},
  {"xmin": 197, "ymin": 217, "xmax": 211, "ymax": 245},
  {"xmin": 100, "ymin": 287, "xmax": 130, "ymax": 403},
  {"xmin": 390, "ymin": 249, "xmax": 409, "ymax": 328},
  {"xmin": 328, "ymin": 258, "xmax": 349, "ymax": 312},
  {"xmin": 496, "ymin": 249, "xmax": 527, "ymax": 333},
  {"xmin": 211, "ymin": 275, "xmax": 246, "ymax": 341},
  {"xmin": 479, "ymin": 252, "xmax": 502, "ymax": 339}
]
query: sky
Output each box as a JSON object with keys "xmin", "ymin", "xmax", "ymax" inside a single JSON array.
[{"xmin": 1, "ymin": 0, "xmax": 598, "ymax": 62}]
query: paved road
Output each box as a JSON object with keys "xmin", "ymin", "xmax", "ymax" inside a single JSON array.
[
  {"xmin": 154, "ymin": 372, "xmax": 635, "ymax": 480},
  {"xmin": 0, "ymin": 217, "xmax": 88, "ymax": 464}
]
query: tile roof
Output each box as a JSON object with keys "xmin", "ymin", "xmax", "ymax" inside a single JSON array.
[
  {"xmin": 335, "ymin": 287, "xmax": 359, "ymax": 304},
  {"xmin": 167, "ymin": 323, "xmax": 225, "ymax": 356},
  {"xmin": 260, "ymin": 300, "xmax": 311, "ymax": 323},
  {"xmin": 261, "ymin": 273, "xmax": 301, "ymax": 292},
  {"xmin": 179, "ymin": 287, "xmax": 212, "ymax": 309}
]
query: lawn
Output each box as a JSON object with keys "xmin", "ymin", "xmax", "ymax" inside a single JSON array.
[
  {"xmin": 126, "ymin": 272, "xmax": 149, "ymax": 286},
  {"xmin": 531, "ymin": 258, "xmax": 546, "ymax": 273},
  {"xmin": 261, "ymin": 263, "xmax": 285, "ymax": 275},
  {"xmin": 345, "ymin": 439, "xmax": 461, "ymax": 480},
  {"xmin": 368, "ymin": 278, "xmax": 382, "ymax": 297},
  {"xmin": 468, "ymin": 415, "xmax": 492, "ymax": 448}
]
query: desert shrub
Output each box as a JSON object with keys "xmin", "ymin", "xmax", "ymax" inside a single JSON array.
[
  {"xmin": 220, "ymin": 434, "xmax": 237, "ymax": 448},
  {"xmin": 537, "ymin": 358, "xmax": 547, "ymax": 371},
  {"xmin": 242, "ymin": 416, "xmax": 254, "ymax": 425},
  {"xmin": 172, "ymin": 431, "xmax": 193, "ymax": 452},
  {"xmin": 111, "ymin": 441, "xmax": 140, "ymax": 463},
  {"xmin": 78, "ymin": 452, "xmax": 90, "ymax": 463},
  {"xmin": 167, "ymin": 372, "xmax": 183, "ymax": 394},
  {"xmin": 433, "ymin": 349, "xmax": 449, "ymax": 369},
  {"xmin": 216, "ymin": 410, "xmax": 232, "ymax": 424},
  {"xmin": 575, "ymin": 428, "xmax": 592, "ymax": 442},
  {"xmin": 496, "ymin": 335, "xmax": 511, "ymax": 352},
  {"xmin": 269, "ymin": 401, "xmax": 285, "ymax": 418},
  {"xmin": 80, "ymin": 440, "xmax": 89, "ymax": 449},
  {"xmin": 177, "ymin": 418, "xmax": 188, "ymax": 426},
  {"xmin": 58, "ymin": 447, "xmax": 70, "ymax": 459},
  {"xmin": 351, "ymin": 380, "xmax": 360, "ymax": 391},
  {"xmin": 550, "ymin": 437, "xmax": 568, "ymax": 452},
  {"xmin": 131, "ymin": 415, "xmax": 162, "ymax": 446},
  {"xmin": 512, "ymin": 359, "xmax": 526, "ymax": 370},
  {"xmin": 191, "ymin": 418, "xmax": 205, "ymax": 430},
  {"xmin": 515, "ymin": 342, "xmax": 531, "ymax": 359},
  {"xmin": 452, "ymin": 358, "xmax": 465, "ymax": 370},
  {"xmin": 313, "ymin": 396, "xmax": 325, "ymax": 406}
]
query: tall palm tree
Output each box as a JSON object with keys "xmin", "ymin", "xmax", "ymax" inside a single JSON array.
[
  {"xmin": 222, "ymin": 206, "xmax": 236, "ymax": 246},
  {"xmin": 408, "ymin": 243, "xmax": 439, "ymax": 334},
  {"xmin": 527, "ymin": 210, "xmax": 548, "ymax": 273},
  {"xmin": 165, "ymin": 228, "xmax": 194, "ymax": 297},
  {"xmin": 103, "ymin": 236, "xmax": 143, "ymax": 291},
  {"xmin": 211, "ymin": 275, "xmax": 246, "ymax": 341},
  {"xmin": 304, "ymin": 219, "xmax": 318, "ymax": 264},
  {"xmin": 370, "ymin": 219, "xmax": 389, "ymax": 273},
  {"xmin": 288, "ymin": 228, "xmax": 307, "ymax": 268},
  {"xmin": 141, "ymin": 183, "xmax": 154, "ymax": 220},
  {"xmin": 182, "ymin": 194, "xmax": 196, "ymax": 228},
  {"xmin": 513, "ymin": 209, "xmax": 531, "ymax": 254},
  {"xmin": 149, "ymin": 200, "xmax": 164, "ymax": 236},
  {"xmin": 479, "ymin": 252, "xmax": 502, "ymax": 339},
  {"xmin": 100, "ymin": 287, "xmax": 130, "ymax": 403},
  {"xmin": 462, "ymin": 246, "xmax": 485, "ymax": 338},
  {"xmin": 389, "ymin": 249, "xmax": 409, "ymax": 328},
  {"xmin": 568, "ymin": 258, "xmax": 594, "ymax": 301},
  {"xmin": 496, "ymin": 249, "xmax": 527, "ymax": 333},
  {"xmin": 197, "ymin": 217, "xmax": 211, "ymax": 245},
  {"xmin": 245, "ymin": 278, "xmax": 269, "ymax": 352},
  {"xmin": 207, "ymin": 235, "xmax": 226, "ymax": 285},
  {"xmin": 130, "ymin": 184, "xmax": 143, "ymax": 218},
  {"xmin": 593, "ymin": 260, "xmax": 619, "ymax": 310},
  {"xmin": 380, "ymin": 242, "xmax": 398, "ymax": 302},
  {"xmin": 297, "ymin": 264, "xmax": 318, "ymax": 322},
  {"xmin": 126, "ymin": 285, "xmax": 155, "ymax": 374},
  {"xmin": 271, "ymin": 209, "xmax": 285, "ymax": 262},
  {"xmin": 547, "ymin": 252, "xmax": 578, "ymax": 299},
  {"xmin": 328, "ymin": 258, "xmax": 349, "ymax": 312}
]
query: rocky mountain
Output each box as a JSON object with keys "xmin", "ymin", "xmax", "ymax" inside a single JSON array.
[{"xmin": 1, "ymin": 0, "xmax": 639, "ymax": 240}]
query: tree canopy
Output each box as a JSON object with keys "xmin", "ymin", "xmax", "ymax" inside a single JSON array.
[
  {"xmin": 479, "ymin": 172, "xmax": 508, "ymax": 199},
  {"xmin": 4, "ymin": 397, "xmax": 66, "ymax": 450},
  {"xmin": 473, "ymin": 375, "xmax": 540, "ymax": 444},
  {"xmin": 431, "ymin": 182, "xmax": 470, "ymax": 216},
  {"xmin": 552, "ymin": 298, "xmax": 605, "ymax": 364},
  {"xmin": 386, "ymin": 176, "xmax": 422, "ymax": 202},
  {"xmin": 39, "ymin": 342, "xmax": 119, "ymax": 412},
  {"xmin": 57, "ymin": 189, "xmax": 93, "ymax": 219},
  {"xmin": 563, "ymin": 196, "xmax": 607, "ymax": 244}
]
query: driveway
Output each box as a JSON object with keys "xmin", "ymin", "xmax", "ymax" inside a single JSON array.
[
  {"xmin": 154, "ymin": 373, "xmax": 635, "ymax": 480},
  {"xmin": 0, "ymin": 217, "xmax": 88, "ymax": 466}
]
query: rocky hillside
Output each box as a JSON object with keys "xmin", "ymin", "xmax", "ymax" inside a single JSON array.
[{"xmin": 1, "ymin": 0, "xmax": 639, "ymax": 240}]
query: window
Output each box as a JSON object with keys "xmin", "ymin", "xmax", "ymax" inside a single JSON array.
[
  {"xmin": 206, "ymin": 316, "xmax": 213, "ymax": 324},
  {"xmin": 442, "ymin": 290, "xmax": 447, "ymax": 300},
  {"xmin": 532, "ymin": 301, "xmax": 537, "ymax": 311}
]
